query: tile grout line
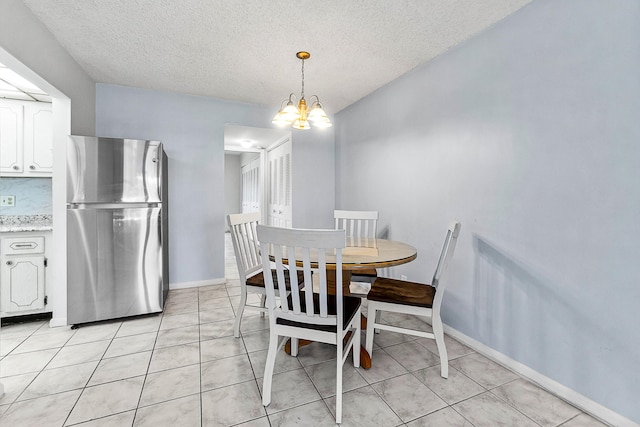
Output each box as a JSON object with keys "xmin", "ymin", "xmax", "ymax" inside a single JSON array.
[
  {"xmin": 61, "ymin": 319, "xmax": 125, "ymax": 426},
  {"xmin": 129, "ymin": 313, "xmax": 163, "ymax": 426}
]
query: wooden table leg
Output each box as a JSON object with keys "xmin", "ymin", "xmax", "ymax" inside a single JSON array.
[
  {"xmin": 284, "ymin": 335, "xmax": 371, "ymax": 370},
  {"xmin": 283, "ymin": 269, "xmax": 373, "ymax": 369},
  {"xmin": 284, "ymin": 339, "xmax": 314, "ymax": 355},
  {"xmin": 360, "ymin": 345, "xmax": 372, "ymax": 369},
  {"xmin": 326, "ymin": 268, "xmax": 353, "ymax": 296}
]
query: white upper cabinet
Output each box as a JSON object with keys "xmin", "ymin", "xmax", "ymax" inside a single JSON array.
[
  {"xmin": 0, "ymin": 99, "xmax": 52, "ymax": 176},
  {"xmin": 0, "ymin": 101, "xmax": 24, "ymax": 173},
  {"xmin": 24, "ymin": 102, "xmax": 53, "ymax": 173}
]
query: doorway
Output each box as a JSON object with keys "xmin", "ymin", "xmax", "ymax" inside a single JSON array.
[
  {"xmin": 223, "ymin": 124, "xmax": 291, "ymax": 227},
  {"xmin": 0, "ymin": 47, "xmax": 72, "ymax": 328}
]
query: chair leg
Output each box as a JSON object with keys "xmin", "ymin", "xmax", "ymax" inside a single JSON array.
[
  {"xmin": 353, "ymin": 325, "xmax": 361, "ymax": 368},
  {"xmin": 259, "ymin": 294, "xmax": 266, "ymax": 318},
  {"xmin": 375, "ymin": 310, "xmax": 381, "ymax": 334},
  {"xmin": 262, "ymin": 332, "xmax": 279, "ymax": 406},
  {"xmin": 433, "ymin": 315, "xmax": 449, "ymax": 378},
  {"xmin": 233, "ymin": 289, "xmax": 248, "ymax": 338},
  {"xmin": 336, "ymin": 342, "xmax": 343, "ymax": 424},
  {"xmin": 290, "ymin": 337, "xmax": 299, "ymax": 357},
  {"xmin": 365, "ymin": 305, "xmax": 377, "ymax": 355}
]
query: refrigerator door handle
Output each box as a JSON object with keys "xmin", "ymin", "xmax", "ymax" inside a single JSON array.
[{"xmin": 67, "ymin": 202, "xmax": 160, "ymax": 209}]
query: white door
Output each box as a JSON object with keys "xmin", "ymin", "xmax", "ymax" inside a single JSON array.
[
  {"xmin": 241, "ymin": 157, "xmax": 260, "ymax": 213},
  {"xmin": 267, "ymin": 139, "xmax": 292, "ymax": 228}
]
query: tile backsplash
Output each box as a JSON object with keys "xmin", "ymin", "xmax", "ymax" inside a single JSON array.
[{"xmin": 0, "ymin": 177, "xmax": 52, "ymax": 215}]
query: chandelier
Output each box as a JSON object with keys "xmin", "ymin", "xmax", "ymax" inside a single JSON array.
[{"xmin": 272, "ymin": 51, "xmax": 332, "ymax": 130}]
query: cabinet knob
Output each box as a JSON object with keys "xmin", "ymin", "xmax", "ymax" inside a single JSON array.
[
  {"xmin": 30, "ymin": 165, "xmax": 36, "ymax": 170},
  {"xmin": 13, "ymin": 165, "xmax": 20, "ymax": 170},
  {"xmin": 6, "ymin": 260, "xmax": 13, "ymax": 266}
]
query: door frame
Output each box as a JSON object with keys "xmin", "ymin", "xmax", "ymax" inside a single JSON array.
[
  {"xmin": 0, "ymin": 46, "xmax": 72, "ymax": 328},
  {"xmin": 223, "ymin": 125, "xmax": 290, "ymax": 226}
]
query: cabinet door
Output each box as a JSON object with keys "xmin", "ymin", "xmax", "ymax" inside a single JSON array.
[
  {"xmin": 0, "ymin": 101, "xmax": 24, "ymax": 174},
  {"xmin": 1, "ymin": 255, "xmax": 46, "ymax": 314},
  {"xmin": 23, "ymin": 102, "xmax": 53, "ymax": 174}
]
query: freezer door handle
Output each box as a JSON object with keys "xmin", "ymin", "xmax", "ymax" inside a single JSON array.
[{"xmin": 67, "ymin": 203, "xmax": 159, "ymax": 209}]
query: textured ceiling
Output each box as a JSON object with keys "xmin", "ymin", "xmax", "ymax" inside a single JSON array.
[{"xmin": 22, "ymin": 0, "xmax": 532, "ymax": 116}]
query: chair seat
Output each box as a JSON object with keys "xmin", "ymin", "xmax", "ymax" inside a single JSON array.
[
  {"xmin": 367, "ymin": 277, "xmax": 435, "ymax": 308},
  {"xmin": 246, "ymin": 269, "xmax": 305, "ymax": 289},
  {"xmin": 276, "ymin": 292, "xmax": 362, "ymax": 332}
]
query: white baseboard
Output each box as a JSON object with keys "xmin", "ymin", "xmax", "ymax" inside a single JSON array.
[
  {"xmin": 443, "ymin": 325, "xmax": 639, "ymax": 427},
  {"xmin": 49, "ymin": 316, "xmax": 67, "ymax": 328},
  {"xmin": 169, "ymin": 278, "xmax": 226, "ymax": 290}
]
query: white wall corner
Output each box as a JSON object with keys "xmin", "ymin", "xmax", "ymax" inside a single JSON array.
[{"xmin": 49, "ymin": 316, "xmax": 68, "ymax": 328}]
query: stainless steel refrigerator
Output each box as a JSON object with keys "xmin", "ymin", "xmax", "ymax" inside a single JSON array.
[{"xmin": 67, "ymin": 136, "xmax": 169, "ymax": 325}]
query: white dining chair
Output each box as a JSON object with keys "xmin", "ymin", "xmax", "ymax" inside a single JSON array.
[
  {"xmin": 227, "ymin": 212, "xmax": 305, "ymax": 338},
  {"xmin": 365, "ymin": 221, "xmax": 461, "ymax": 378},
  {"xmin": 257, "ymin": 225, "xmax": 361, "ymax": 424},
  {"xmin": 334, "ymin": 209, "xmax": 379, "ymax": 290}
]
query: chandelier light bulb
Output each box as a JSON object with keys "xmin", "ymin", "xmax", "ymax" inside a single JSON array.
[{"xmin": 292, "ymin": 119, "xmax": 311, "ymax": 130}]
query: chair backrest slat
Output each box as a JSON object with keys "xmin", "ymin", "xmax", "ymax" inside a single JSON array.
[
  {"xmin": 271, "ymin": 243, "xmax": 288, "ymax": 311},
  {"xmin": 227, "ymin": 212, "xmax": 262, "ymax": 282},
  {"xmin": 302, "ymin": 247, "xmax": 318, "ymax": 317},
  {"xmin": 432, "ymin": 221, "xmax": 462, "ymax": 289},
  {"xmin": 334, "ymin": 210, "xmax": 378, "ymax": 247},
  {"xmin": 287, "ymin": 245, "xmax": 301, "ymax": 314},
  {"xmin": 316, "ymin": 248, "xmax": 327, "ymax": 318},
  {"xmin": 257, "ymin": 225, "xmax": 345, "ymax": 325}
]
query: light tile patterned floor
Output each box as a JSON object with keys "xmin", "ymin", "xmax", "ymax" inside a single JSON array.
[{"xmin": 0, "ymin": 235, "xmax": 610, "ymax": 426}]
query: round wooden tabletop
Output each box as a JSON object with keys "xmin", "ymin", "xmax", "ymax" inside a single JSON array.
[
  {"xmin": 273, "ymin": 239, "xmax": 417, "ymax": 271},
  {"xmin": 341, "ymin": 239, "xmax": 417, "ymax": 270}
]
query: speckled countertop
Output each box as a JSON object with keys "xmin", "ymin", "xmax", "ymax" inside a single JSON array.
[{"xmin": 0, "ymin": 215, "xmax": 53, "ymax": 232}]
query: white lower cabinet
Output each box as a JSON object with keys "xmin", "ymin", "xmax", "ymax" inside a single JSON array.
[{"xmin": 0, "ymin": 233, "xmax": 49, "ymax": 317}]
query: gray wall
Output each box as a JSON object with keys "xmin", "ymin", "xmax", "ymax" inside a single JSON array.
[
  {"xmin": 336, "ymin": 0, "xmax": 640, "ymax": 423},
  {"xmin": 96, "ymin": 83, "xmax": 335, "ymax": 285}
]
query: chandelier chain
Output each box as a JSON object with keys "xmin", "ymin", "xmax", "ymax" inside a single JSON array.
[{"xmin": 300, "ymin": 57, "xmax": 305, "ymax": 99}]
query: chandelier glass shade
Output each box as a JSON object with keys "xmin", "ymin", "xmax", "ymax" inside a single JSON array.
[{"xmin": 272, "ymin": 52, "xmax": 332, "ymax": 130}]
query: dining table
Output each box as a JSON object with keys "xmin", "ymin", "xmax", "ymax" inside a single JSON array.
[{"xmin": 282, "ymin": 237, "xmax": 418, "ymax": 369}]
